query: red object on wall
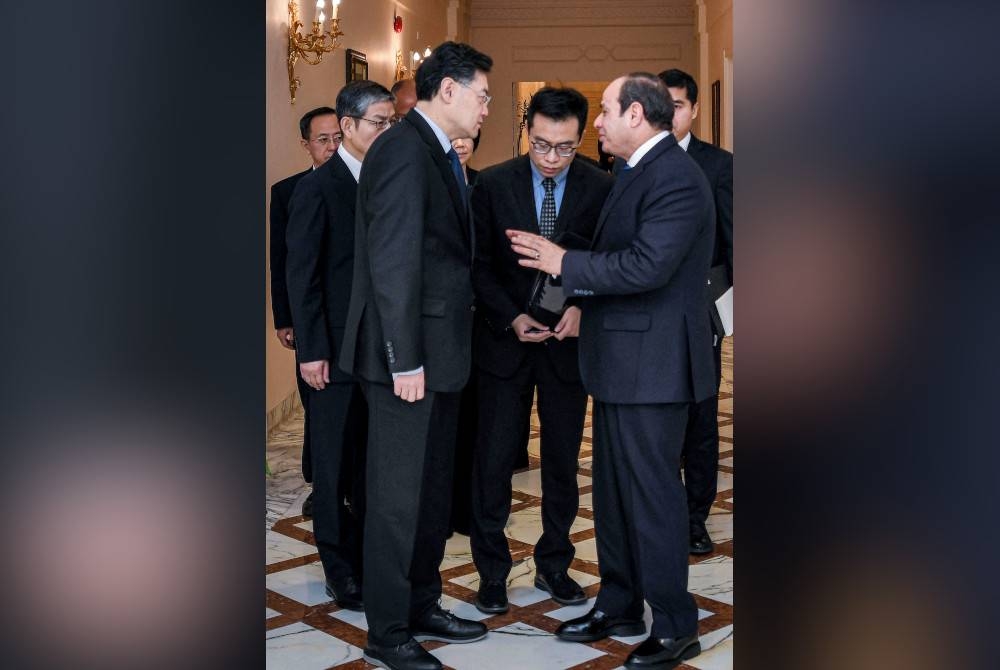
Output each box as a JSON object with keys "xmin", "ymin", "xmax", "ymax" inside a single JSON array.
[{"xmin": 394, "ymin": 14, "xmax": 403, "ymax": 33}]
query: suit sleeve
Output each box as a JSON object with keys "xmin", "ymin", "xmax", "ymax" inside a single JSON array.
[
  {"xmin": 472, "ymin": 174, "xmax": 523, "ymax": 332},
  {"xmin": 716, "ymin": 152, "xmax": 733, "ymax": 285},
  {"xmin": 362, "ymin": 143, "xmax": 426, "ymax": 374},
  {"xmin": 269, "ymin": 183, "xmax": 293, "ymax": 329},
  {"xmin": 285, "ymin": 177, "xmax": 331, "ymax": 363},
  {"xmin": 562, "ymin": 175, "xmax": 706, "ymax": 296}
]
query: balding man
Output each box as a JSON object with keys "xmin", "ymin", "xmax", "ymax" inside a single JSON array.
[{"xmin": 390, "ymin": 77, "xmax": 417, "ymax": 122}]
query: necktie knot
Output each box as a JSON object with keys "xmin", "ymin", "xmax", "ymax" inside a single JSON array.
[{"xmin": 543, "ymin": 176, "xmax": 555, "ymax": 193}]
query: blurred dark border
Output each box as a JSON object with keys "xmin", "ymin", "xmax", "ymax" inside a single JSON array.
[{"xmin": 1, "ymin": 1, "xmax": 262, "ymax": 668}]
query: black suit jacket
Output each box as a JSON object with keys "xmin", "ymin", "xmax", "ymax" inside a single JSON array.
[
  {"xmin": 339, "ymin": 109, "xmax": 475, "ymax": 392},
  {"xmin": 472, "ymin": 156, "xmax": 613, "ymax": 382},
  {"xmin": 687, "ymin": 134, "xmax": 733, "ymax": 285},
  {"xmin": 269, "ymin": 167, "xmax": 311, "ymax": 329},
  {"xmin": 562, "ymin": 134, "xmax": 716, "ymax": 405},
  {"xmin": 285, "ymin": 152, "xmax": 358, "ymax": 383}
]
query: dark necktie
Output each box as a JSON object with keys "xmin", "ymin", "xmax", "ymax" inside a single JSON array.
[
  {"xmin": 539, "ymin": 177, "xmax": 556, "ymax": 239},
  {"xmin": 447, "ymin": 148, "xmax": 467, "ymax": 200}
]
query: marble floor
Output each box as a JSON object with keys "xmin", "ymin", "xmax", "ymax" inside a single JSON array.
[{"xmin": 266, "ymin": 340, "xmax": 733, "ymax": 669}]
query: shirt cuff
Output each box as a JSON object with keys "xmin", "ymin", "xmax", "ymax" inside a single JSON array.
[{"xmin": 391, "ymin": 366, "xmax": 424, "ymax": 379}]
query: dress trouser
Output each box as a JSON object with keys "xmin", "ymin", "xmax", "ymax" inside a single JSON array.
[
  {"xmin": 470, "ymin": 348, "xmax": 588, "ymax": 581},
  {"xmin": 361, "ymin": 382, "xmax": 460, "ymax": 646},
  {"xmin": 296, "ymin": 366, "xmax": 313, "ymax": 483},
  {"xmin": 592, "ymin": 401, "xmax": 698, "ymax": 639},
  {"xmin": 681, "ymin": 329, "xmax": 724, "ymax": 528},
  {"xmin": 309, "ymin": 381, "xmax": 366, "ymax": 580}
]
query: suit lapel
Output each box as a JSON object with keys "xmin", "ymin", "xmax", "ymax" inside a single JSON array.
[
  {"xmin": 592, "ymin": 134, "xmax": 678, "ymax": 244},
  {"xmin": 513, "ymin": 157, "xmax": 539, "ymax": 233},
  {"xmin": 553, "ymin": 160, "xmax": 585, "ymax": 236},
  {"xmin": 328, "ymin": 153, "xmax": 357, "ymax": 220},
  {"xmin": 405, "ymin": 111, "xmax": 470, "ymax": 245}
]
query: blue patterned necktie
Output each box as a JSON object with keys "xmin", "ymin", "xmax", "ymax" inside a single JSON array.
[
  {"xmin": 539, "ymin": 177, "xmax": 556, "ymax": 239},
  {"xmin": 447, "ymin": 148, "xmax": 467, "ymax": 200}
]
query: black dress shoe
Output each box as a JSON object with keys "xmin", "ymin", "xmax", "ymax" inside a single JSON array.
[
  {"xmin": 412, "ymin": 605, "xmax": 488, "ymax": 643},
  {"xmin": 556, "ymin": 608, "xmax": 646, "ymax": 642},
  {"xmin": 363, "ymin": 638, "xmax": 442, "ymax": 670},
  {"xmin": 625, "ymin": 634, "xmax": 700, "ymax": 668},
  {"xmin": 301, "ymin": 491, "xmax": 314, "ymax": 518},
  {"xmin": 325, "ymin": 575, "xmax": 363, "ymax": 611},
  {"xmin": 475, "ymin": 579, "xmax": 509, "ymax": 614},
  {"xmin": 535, "ymin": 571, "xmax": 586, "ymax": 606},
  {"xmin": 689, "ymin": 524, "xmax": 714, "ymax": 555}
]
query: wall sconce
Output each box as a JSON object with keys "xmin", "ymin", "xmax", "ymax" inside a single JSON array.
[
  {"xmin": 423, "ymin": 46, "xmax": 432, "ymax": 58},
  {"xmin": 287, "ymin": 0, "xmax": 344, "ymax": 104},
  {"xmin": 412, "ymin": 50, "xmax": 421, "ymax": 64}
]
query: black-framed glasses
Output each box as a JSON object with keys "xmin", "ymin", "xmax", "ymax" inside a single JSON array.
[
  {"xmin": 458, "ymin": 81, "xmax": 492, "ymax": 107},
  {"xmin": 311, "ymin": 133, "xmax": 343, "ymax": 146},
  {"xmin": 349, "ymin": 116, "xmax": 397, "ymax": 131},
  {"xmin": 529, "ymin": 139, "xmax": 578, "ymax": 158}
]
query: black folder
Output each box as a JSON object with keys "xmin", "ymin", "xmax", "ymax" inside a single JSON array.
[{"xmin": 526, "ymin": 230, "xmax": 592, "ymax": 328}]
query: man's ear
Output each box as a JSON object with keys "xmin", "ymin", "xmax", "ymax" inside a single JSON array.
[{"xmin": 691, "ymin": 101, "xmax": 700, "ymax": 120}]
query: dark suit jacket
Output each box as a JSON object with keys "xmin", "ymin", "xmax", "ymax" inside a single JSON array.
[
  {"xmin": 687, "ymin": 134, "xmax": 733, "ymax": 285},
  {"xmin": 284, "ymin": 152, "xmax": 358, "ymax": 383},
  {"xmin": 269, "ymin": 167, "xmax": 311, "ymax": 329},
  {"xmin": 472, "ymin": 156, "xmax": 613, "ymax": 382},
  {"xmin": 338, "ymin": 109, "xmax": 475, "ymax": 392},
  {"xmin": 562, "ymin": 133, "xmax": 716, "ymax": 405}
]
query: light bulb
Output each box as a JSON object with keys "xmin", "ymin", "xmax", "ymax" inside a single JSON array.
[
  {"xmin": 423, "ymin": 46, "xmax": 432, "ymax": 57},
  {"xmin": 412, "ymin": 52, "xmax": 421, "ymax": 61},
  {"xmin": 316, "ymin": 0, "xmax": 325, "ymax": 8}
]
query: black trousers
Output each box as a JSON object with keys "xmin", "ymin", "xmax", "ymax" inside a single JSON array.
[
  {"xmin": 681, "ymin": 333, "xmax": 724, "ymax": 528},
  {"xmin": 361, "ymin": 382, "xmax": 460, "ymax": 646},
  {"xmin": 450, "ymin": 368, "xmax": 479, "ymax": 536},
  {"xmin": 308, "ymin": 381, "xmax": 366, "ymax": 581},
  {"xmin": 470, "ymin": 349, "xmax": 588, "ymax": 581},
  {"xmin": 592, "ymin": 401, "xmax": 697, "ymax": 639},
  {"xmin": 296, "ymin": 366, "xmax": 313, "ymax": 483}
]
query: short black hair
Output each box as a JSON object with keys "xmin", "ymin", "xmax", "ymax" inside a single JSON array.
[
  {"xmin": 526, "ymin": 87, "xmax": 589, "ymax": 139},
  {"xmin": 658, "ymin": 68, "xmax": 699, "ymax": 104},
  {"xmin": 336, "ymin": 80, "xmax": 394, "ymax": 122},
  {"xmin": 414, "ymin": 41, "xmax": 493, "ymax": 102},
  {"xmin": 618, "ymin": 72, "xmax": 673, "ymax": 131},
  {"xmin": 299, "ymin": 106, "xmax": 337, "ymax": 140},
  {"xmin": 390, "ymin": 78, "xmax": 414, "ymax": 96}
]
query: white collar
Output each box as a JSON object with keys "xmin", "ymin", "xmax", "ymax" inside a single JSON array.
[
  {"xmin": 677, "ymin": 132, "xmax": 692, "ymax": 152},
  {"xmin": 627, "ymin": 130, "xmax": 672, "ymax": 168},
  {"xmin": 337, "ymin": 143, "xmax": 363, "ymax": 183}
]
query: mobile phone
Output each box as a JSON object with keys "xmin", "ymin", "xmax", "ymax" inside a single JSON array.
[{"xmin": 525, "ymin": 327, "xmax": 549, "ymax": 333}]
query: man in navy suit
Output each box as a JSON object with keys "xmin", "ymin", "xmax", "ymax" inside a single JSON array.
[
  {"xmin": 269, "ymin": 106, "xmax": 341, "ymax": 516},
  {"xmin": 659, "ymin": 68, "xmax": 733, "ymax": 556},
  {"xmin": 508, "ymin": 72, "xmax": 715, "ymax": 669},
  {"xmin": 285, "ymin": 81, "xmax": 395, "ymax": 614},
  {"xmin": 339, "ymin": 42, "xmax": 493, "ymax": 670}
]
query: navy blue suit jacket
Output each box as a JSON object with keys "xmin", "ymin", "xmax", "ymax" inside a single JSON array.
[
  {"xmin": 562, "ymin": 133, "xmax": 716, "ymax": 404},
  {"xmin": 269, "ymin": 167, "xmax": 311, "ymax": 329}
]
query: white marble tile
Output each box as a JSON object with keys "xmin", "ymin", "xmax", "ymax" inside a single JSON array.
[
  {"xmin": 544, "ymin": 597, "xmax": 597, "ymax": 622},
  {"xmin": 265, "ymin": 623, "xmax": 362, "ymax": 670},
  {"xmin": 266, "ymin": 607, "xmax": 283, "ymax": 619},
  {"xmin": 505, "ymin": 508, "xmax": 592, "ymax": 547},
  {"xmin": 718, "ymin": 424, "xmax": 733, "ymax": 439},
  {"xmin": 688, "ymin": 556, "xmax": 733, "ymax": 605},
  {"xmin": 705, "ymin": 513, "xmax": 733, "ymax": 544},
  {"xmin": 578, "ymin": 491, "xmax": 593, "ymax": 511},
  {"xmin": 573, "ymin": 537, "xmax": 597, "ymax": 563},
  {"xmin": 717, "ymin": 397, "xmax": 733, "ymax": 413},
  {"xmin": 441, "ymin": 531, "xmax": 475, "ymax": 571},
  {"xmin": 294, "ymin": 519, "xmax": 314, "ymax": 532},
  {"xmin": 266, "ymin": 530, "xmax": 317, "ymax": 565},
  {"xmin": 431, "ymin": 622, "xmax": 606, "ymax": 670},
  {"xmin": 688, "ymin": 631, "xmax": 733, "ymax": 669},
  {"xmin": 719, "ymin": 456, "xmax": 733, "ymax": 467},
  {"xmin": 697, "ymin": 624, "xmax": 733, "ymax": 653},
  {"xmin": 716, "ymin": 471, "xmax": 734, "ymax": 493},
  {"xmin": 330, "ymin": 607, "xmax": 368, "ymax": 631},
  {"xmin": 440, "ymin": 594, "xmax": 493, "ymax": 622},
  {"xmin": 608, "ymin": 603, "xmax": 715, "ymax": 645},
  {"xmin": 265, "ymin": 621, "xmax": 363, "ymax": 669},
  {"xmin": 511, "ymin": 467, "xmax": 591, "ymax": 499},
  {"xmin": 265, "ymin": 562, "xmax": 332, "ymax": 606},
  {"xmin": 449, "ymin": 558, "xmax": 598, "ymax": 608},
  {"xmin": 282, "ymin": 488, "xmax": 312, "ymax": 519}
]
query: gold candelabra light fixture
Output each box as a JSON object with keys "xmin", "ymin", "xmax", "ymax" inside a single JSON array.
[{"xmin": 287, "ymin": 0, "xmax": 344, "ymax": 104}]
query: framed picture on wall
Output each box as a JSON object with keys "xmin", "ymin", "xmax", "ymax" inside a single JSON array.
[{"xmin": 346, "ymin": 49, "xmax": 368, "ymax": 82}]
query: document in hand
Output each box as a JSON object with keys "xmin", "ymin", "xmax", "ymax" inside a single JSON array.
[{"xmin": 707, "ymin": 264, "xmax": 733, "ymax": 337}]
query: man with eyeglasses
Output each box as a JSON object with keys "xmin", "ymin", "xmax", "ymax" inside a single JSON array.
[
  {"xmin": 467, "ymin": 87, "xmax": 612, "ymax": 615},
  {"xmin": 339, "ymin": 42, "xmax": 493, "ymax": 670},
  {"xmin": 284, "ymin": 81, "xmax": 395, "ymax": 615},
  {"xmin": 269, "ymin": 105, "xmax": 341, "ymax": 519}
]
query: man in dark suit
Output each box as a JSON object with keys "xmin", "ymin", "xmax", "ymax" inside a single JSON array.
[
  {"xmin": 659, "ymin": 68, "xmax": 733, "ymax": 556},
  {"xmin": 508, "ymin": 73, "xmax": 715, "ymax": 669},
  {"xmin": 269, "ymin": 106, "xmax": 341, "ymax": 517},
  {"xmin": 285, "ymin": 81, "xmax": 394, "ymax": 613},
  {"xmin": 338, "ymin": 42, "xmax": 493, "ymax": 670},
  {"xmin": 469, "ymin": 87, "xmax": 612, "ymax": 615}
]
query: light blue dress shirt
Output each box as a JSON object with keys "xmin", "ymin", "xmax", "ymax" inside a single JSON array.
[{"xmin": 529, "ymin": 161, "xmax": 569, "ymax": 224}]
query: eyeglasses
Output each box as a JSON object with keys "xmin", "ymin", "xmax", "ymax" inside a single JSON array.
[
  {"xmin": 458, "ymin": 81, "xmax": 492, "ymax": 107},
  {"xmin": 349, "ymin": 116, "xmax": 397, "ymax": 131},
  {"xmin": 311, "ymin": 134, "xmax": 343, "ymax": 146},
  {"xmin": 529, "ymin": 139, "xmax": 578, "ymax": 158}
]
